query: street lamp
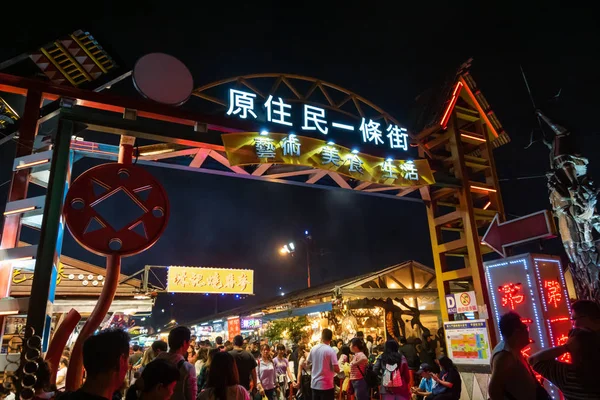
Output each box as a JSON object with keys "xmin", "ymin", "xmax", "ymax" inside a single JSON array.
[{"xmin": 278, "ymin": 231, "xmax": 313, "ymax": 288}]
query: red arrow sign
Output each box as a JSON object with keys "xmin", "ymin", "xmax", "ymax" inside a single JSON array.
[{"xmin": 482, "ymin": 210, "xmax": 557, "ymax": 257}]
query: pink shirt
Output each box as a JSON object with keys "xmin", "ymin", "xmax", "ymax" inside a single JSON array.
[{"xmin": 350, "ymin": 352, "xmax": 368, "ymax": 380}]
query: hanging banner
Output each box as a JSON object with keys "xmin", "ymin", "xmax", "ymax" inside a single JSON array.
[
  {"xmin": 228, "ymin": 317, "xmax": 241, "ymax": 340},
  {"xmin": 167, "ymin": 266, "xmax": 254, "ymax": 294},
  {"xmin": 221, "ymin": 132, "xmax": 435, "ymax": 187}
]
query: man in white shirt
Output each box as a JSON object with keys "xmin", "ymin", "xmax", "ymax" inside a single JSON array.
[{"xmin": 307, "ymin": 329, "xmax": 340, "ymax": 400}]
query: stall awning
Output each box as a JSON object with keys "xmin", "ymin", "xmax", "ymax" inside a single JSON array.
[
  {"xmin": 262, "ymin": 303, "xmax": 332, "ymax": 321},
  {"xmin": 340, "ymin": 288, "xmax": 438, "ymax": 298},
  {"xmin": 0, "ymin": 297, "xmax": 29, "ymax": 315}
]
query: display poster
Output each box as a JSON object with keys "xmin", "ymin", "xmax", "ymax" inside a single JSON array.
[
  {"xmin": 444, "ymin": 319, "xmax": 491, "ymax": 365},
  {"xmin": 227, "ymin": 317, "xmax": 241, "ymax": 340}
]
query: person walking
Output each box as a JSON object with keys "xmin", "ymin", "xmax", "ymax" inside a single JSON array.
[
  {"xmin": 256, "ymin": 344, "xmax": 277, "ymax": 400},
  {"xmin": 273, "ymin": 344, "xmax": 294, "ymax": 400},
  {"xmin": 155, "ymin": 326, "xmax": 197, "ymax": 400},
  {"xmin": 198, "ymin": 352, "xmax": 250, "ymax": 400},
  {"xmin": 229, "ymin": 335, "xmax": 258, "ymax": 392},
  {"xmin": 125, "ymin": 359, "xmax": 180, "ymax": 400},
  {"xmin": 374, "ymin": 340, "xmax": 410, "ymax": 400},
  {"xmin": 59, "ymin": 329, "xmax": 131, "ymax": 400},
  {"xmin": 294, "ymin": 344, "xmax": 311, "ymax": 400},
  {"xmin": 307, "ymin": 329, "xmax": 340, "ymax": 400},
  {"xmin": 489, "ymin": 312, "xmax": 542, "ymax": 400},
  {"xmin": 348, "ymin": 338, "xmax": 369, "ymax": 400}
]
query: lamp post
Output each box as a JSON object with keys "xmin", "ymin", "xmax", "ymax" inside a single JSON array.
[{"xmin": 279, "ymin": 231, "xmax": 313, "ymax": 288}]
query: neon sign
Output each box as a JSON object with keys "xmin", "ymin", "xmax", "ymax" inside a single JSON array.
[
  {"xmin": 485, "ymin": 255, "xmax": 572, "ymax": 400},
  {"xmin": 241, "ymin": 318, "xmax": 262, "ymax": 330},
  {"xmin": 544, "ymin": 280, "xmax": 562, "ymax": 308},
  {"xmin": 226, "ymin": 89, "xmax": 409, "ymax": 151},
  {"xmin": 499, "ymin": 283, "xmax": 524, "ymax": 310},
  {"xmin": 222, "ymin": 132, "xmax": 435, "ymax": 187}
]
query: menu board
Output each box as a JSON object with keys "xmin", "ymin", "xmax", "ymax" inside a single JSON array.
[{"xmin": 444, "ymin": 319, "xmax": 491, "ymax": 365}]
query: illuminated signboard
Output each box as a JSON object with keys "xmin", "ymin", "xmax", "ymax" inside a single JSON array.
[
  {"xmin": 241, "ymin": 318, "xmax": 262, "ymax": 330},
  {"xmin": 167, "ymin": 266, "xmax": 254, "ymax": 295},
  {"xmin": 222, "ymin": 132, "xmax": 434, "ymax": 187},
  {"xmin": 484, "ymin": 254, "xmax": 571, "ymax": 399},
  {"xmin": 227, "ymin": 317, "xmax": 241, "ymax": 340},
  {"xmin": 226, "ymin": 89, "xmax": 409, "ymax": 152}
]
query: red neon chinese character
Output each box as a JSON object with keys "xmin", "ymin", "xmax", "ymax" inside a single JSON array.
[
  {"xmin": 556, "ymin": 334, "xmax": 572, "ymax": 364},
  {"xmin": 499, "ymin": 283, "xmax": 524, "ymax": 310},
  {"xmin": 544, "ymin": 280, "xmax": 562, "ymax": 308},
  {"xmin": 520, "ymin": 345, "xmax": 532, "ymax": 358}
]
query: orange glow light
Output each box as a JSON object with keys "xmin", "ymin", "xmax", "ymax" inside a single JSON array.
[
  {"xmin": 460, "ymin": 133, "xmax": 486, "ymax": 142},
  {"xmin": 3, "ymin": 206, "xmax": 36, "ymax": 216},
  {"xmin": 483, "ymin": 201, "xmax": 491, "ymax": 210},
  {"xmin": 440, "ymin": 81, "xmax": 464, "ymax": 129},
  {"xmin": 15, "ymin": 159, "xmax": 50, "ymax": 170},
  {"xmin": 471, "ymin": 185, "xmax": 497, "ymax": 193}
]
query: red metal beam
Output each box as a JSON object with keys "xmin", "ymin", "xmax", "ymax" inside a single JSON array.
[{"xmin": 0, "ymin": 72, "xmax": 255, "ymax": 133}]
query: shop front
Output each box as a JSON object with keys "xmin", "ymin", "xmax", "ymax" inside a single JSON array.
[{"xmin": 189, "ymin": 260, "xmax": 445, "ymax": 346}]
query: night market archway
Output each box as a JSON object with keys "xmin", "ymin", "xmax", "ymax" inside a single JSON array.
[{"xmin": 1, "ymin": 58, "xmax": 510, "ymax": 399}]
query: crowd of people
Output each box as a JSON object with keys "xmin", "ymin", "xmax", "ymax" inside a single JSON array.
[
  {"xmin": 5, "ymin": 325, "xmax": 458, "ymax": 400},
  {"xmin": 5, "ymin": 299, "xmax": 600, "ymax": 400}
]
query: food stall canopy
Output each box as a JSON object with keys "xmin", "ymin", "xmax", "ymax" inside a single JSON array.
[
  {"xmin": 340, "ymin": 288, "xmax": 438, "ymax": 298},
  {"xmin": 262, "ymin": 303, "xmax": 332, "ymax": 321}
]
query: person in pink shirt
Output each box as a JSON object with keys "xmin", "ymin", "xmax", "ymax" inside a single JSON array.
[{"xmin": 349, "ymin": 338, "xmax": 369, "ymax": 400}]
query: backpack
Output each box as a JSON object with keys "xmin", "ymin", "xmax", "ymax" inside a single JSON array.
[
  {"xmin": 381, "ymin": 363, "xmax": 403, "ymax": 389},
  {"xmin": 358, "ymin": 363, "xmax": 379, "ymax": 389}
]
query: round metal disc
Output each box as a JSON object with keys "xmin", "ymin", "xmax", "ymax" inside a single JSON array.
[{"xmin": 133, "ymin": 53, "xmax": 193, "ymax": 106}]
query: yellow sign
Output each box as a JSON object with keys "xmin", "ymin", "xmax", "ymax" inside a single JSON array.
[
  {"xmin": 167, "ymin": 266, "xmax": 254, "ymax": 295},
  {"xmin": 222, "ymin": 132, "xmax": 435, "ymax": 187}
]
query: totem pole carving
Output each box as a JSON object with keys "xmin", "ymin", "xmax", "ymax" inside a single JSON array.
[{"xmin": 538, "ymin": 111, "xmax": 600, "ymax": 303}]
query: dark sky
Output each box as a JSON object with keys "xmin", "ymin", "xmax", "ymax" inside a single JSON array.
[{"xmin": 2, "ymin": 2, "xmax": 600, "ymax": 326}]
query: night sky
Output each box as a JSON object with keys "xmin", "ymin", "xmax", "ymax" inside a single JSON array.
[{"xmin": 2, "ymin": 2, "xmax": 600, "ymax": 327}]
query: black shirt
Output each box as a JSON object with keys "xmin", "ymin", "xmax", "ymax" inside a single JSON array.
[
  {"xmin": 441, "ymin": 368, "xmax": 461, "ymax": 399},
  {"xmin": 229, "ymin": 349, "xmax": 257, "ymax": 390},
  {"xmin": 57, "ymin": 390, "xmax": 110, "ymax": 400}
]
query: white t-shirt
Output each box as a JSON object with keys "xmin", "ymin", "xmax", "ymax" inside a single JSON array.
[
  {"xmin": 307, "ymin": 343, "xmax": 339, "ymax": 390},
  {"xmin": 56, "ymin": 367, "xmax": 67, "ymax": 389},
  {"xmin": 198, "ymin": 385, "xmax": 249, "ymax": 400}
]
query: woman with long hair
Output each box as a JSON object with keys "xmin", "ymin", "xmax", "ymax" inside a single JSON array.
[
  {"xmin": 294, "ymin": 344, "xmax": 311, "ymax": 400},
  {"xmin": 125, "ymin": 359, "xmax": 180, "ymax": 400},
  {"xmin": 195, "ymin": 348, "xmax": 209, "ymax": 376},
  {"xmin": 349, "ymin": 338, "xmax": 369, "ymax": 400},
  {"xmin": 428, "ymin": 356, "xmax": 461, "ymax": 400},
  {"xmin": 198, "ymin": 352, "xmax": 250, "ymax": 400},
  {"xmin": 256, "ymin": 344, "xmax": 277, "ymax": 400},
  {"xmin": 198, "ymin": 348, "xmax": 220, "ymax": 392},
  {"xmin": 373, "ymin": 340, "xmax": 410, "ymax": 400},
  {"xmin": 273, "ymin": 344, "xmax": 294, "ymax": 400}
]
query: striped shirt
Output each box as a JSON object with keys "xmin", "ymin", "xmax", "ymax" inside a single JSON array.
[
  {"xmin": 532, "ymin": 360, "xmax": 600, "ymax": 400},
  {"xmin": 349, "ymin": 352, "xmax": 368, "ymax": 380}
]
